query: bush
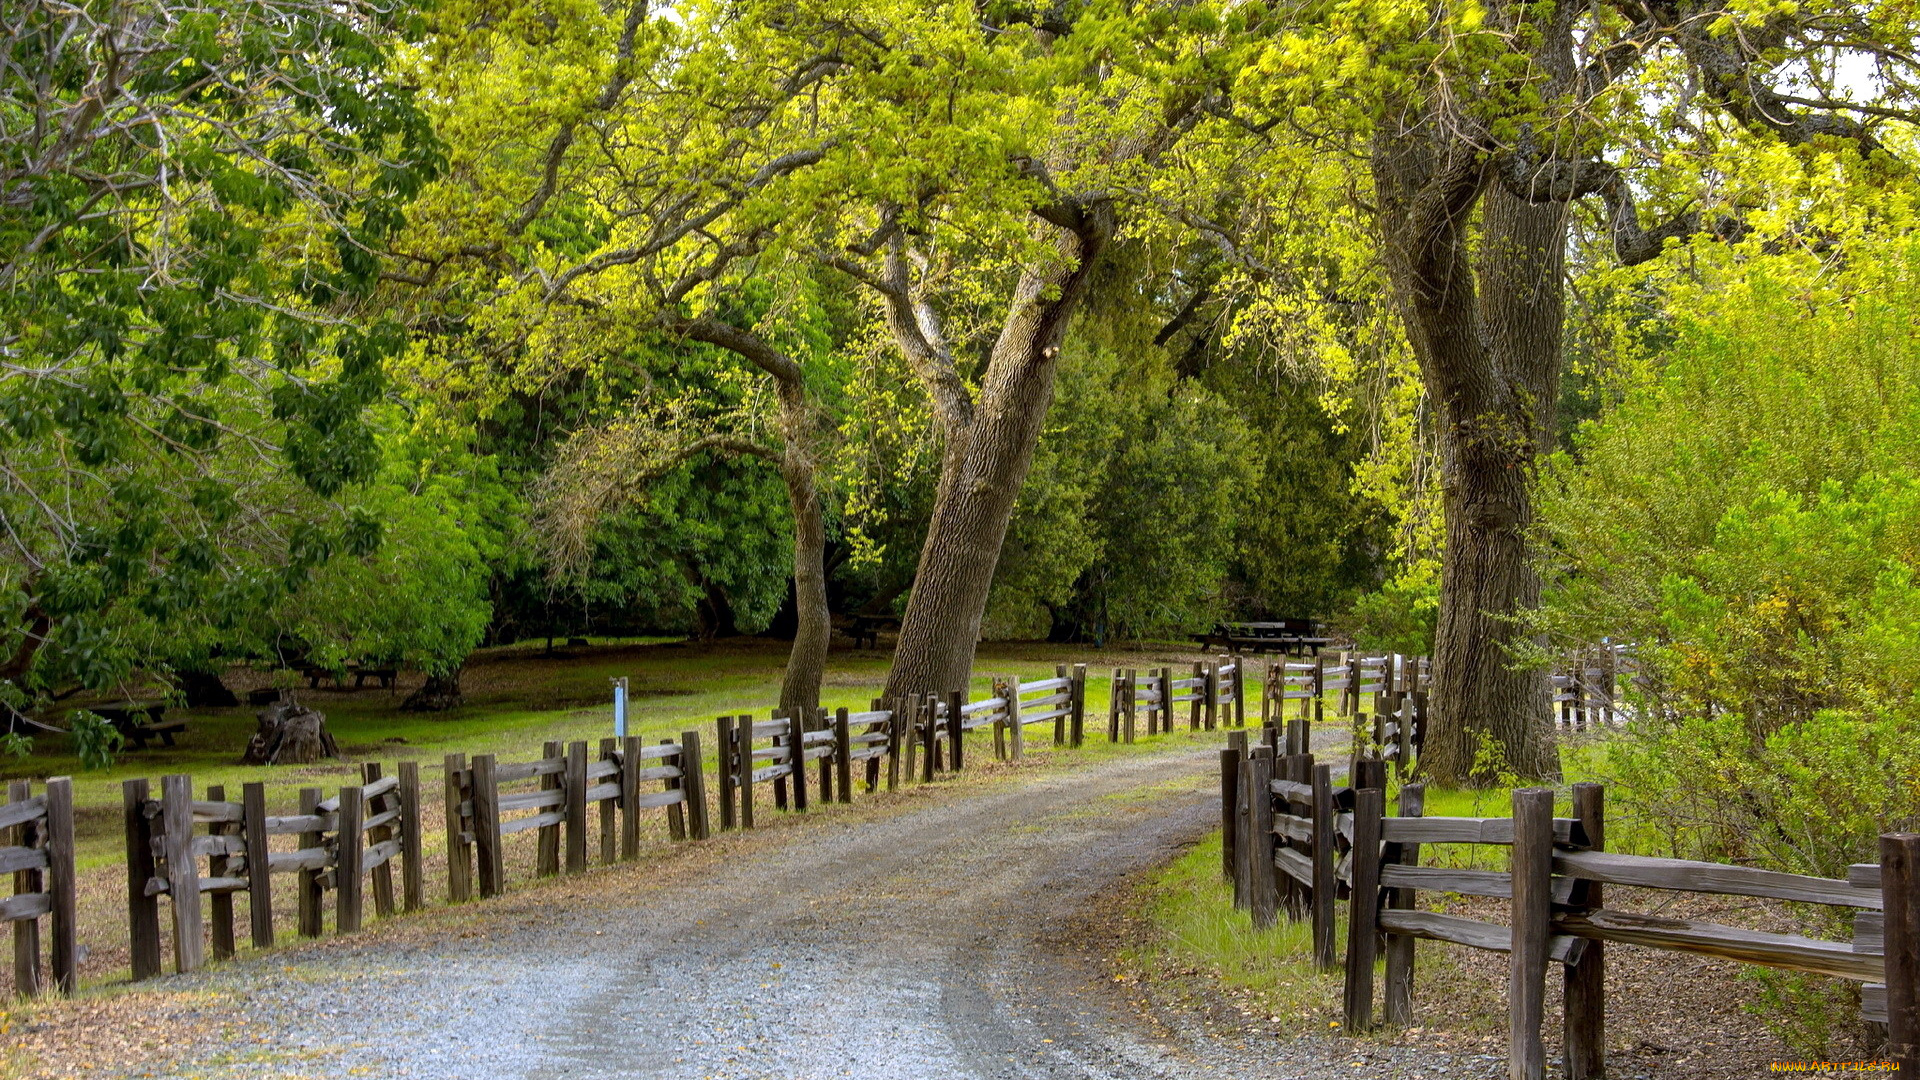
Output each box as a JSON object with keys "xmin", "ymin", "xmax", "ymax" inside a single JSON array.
[{"xmin": 68, "ymin": 710, "xmax": 124, "ymax": 771}]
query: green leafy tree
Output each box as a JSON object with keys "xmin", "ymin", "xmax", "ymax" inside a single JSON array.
[{"xmin": 0, "ymin": 0, "xmax": 440, "ymax": 712}]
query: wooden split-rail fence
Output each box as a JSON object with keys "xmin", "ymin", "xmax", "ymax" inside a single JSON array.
[
  {"xmin": 6, "ymin": 777, "xmax": 77, "ymax": 997},
  {"xmin": 1108, "ymin": 659, "xmax": 1243, "ymax": 743},
  {"xmin": 450, "ymin": 735, "xmax": 709, "ymax": 898},
  {"xmin": 1220, "ymin": 735, "xmax": 1920, "ymax": 1075},
  {"xmin": 123, "ymin": 763, "xmax": 427, "ymax": 978}
]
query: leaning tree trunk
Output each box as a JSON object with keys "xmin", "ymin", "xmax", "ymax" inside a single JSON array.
[
  {"xmin": 1375, "ymin": 128, "xmax": 1561, "ymax": 785},
  {"xmin": 774, "ymin": 379, "xmax": 830, "ymax": 716},
  {"xmin": 883, "ymin": 208, "xmax": 1114, "ymax": 700}
]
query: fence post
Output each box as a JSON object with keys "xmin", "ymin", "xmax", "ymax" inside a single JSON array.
[
  {"xmin": 398, "ymin": 761, "xmax": 424, "ymax": 912},
  {"xmin": 1884, "ymin": 832, "xmax": 1920, "ymax": 1070},
  {"xmin": 160, "ymin": 774, "xmax": 204, "ymax": 973},
  {"xmin": 205, "ymin": 784, "xmax": 235, "ymax": 960},
  {"xmin": 123, "ymin": 779, "xmax": 162, "ymax": 981},
  {"xmin": 833, "ymin": 708, "xmax": 854, "ymax": 802},
  {"xmin": 1069, "ymin": 664, "xmax": 1087, "ymax": 747},
  {"xmin": 1564, "ymin": 782, "xmax": 1606, "ymax": 1078},
  {"xmin": 736, "ymin": 719, "xmax": 755, "ymax": 829},
  {"xmin": 565, "ymin": 741, "xmax": 588, "ymax": 873},
  {"xmin": 360, "ymin": 764, "xmax": 394, "ymax": 918},
  {"xmin": 789, "ymin": 714, "xmax": 810, "ymax": 812},
  {"xmin": 1124, "ymin": 669, "xmax": 1138, "ymax": 743},
  {"xmin": 444, "ymin": 754, "xmax": 473, "ymax": 904},
  {"xmin": 336, "ymin": 785, "xmax": 364, "ymax": 934},
  {"xmin": 1383, "ymin": 783, "xmax": 1425, "ymax": 1027},
  {"xmin": 1310, "ymin": 763, "xmax": 1337, "ymax": 971},
  {"xmin": 1509, "ymin": 787, "xmax": 1555, "ymax": 1080},
  {"xmin": 44, "ymin": 777, "xmax": 75, "ymax": 995},
  {"xmin": 1278, "ymin": 754, "xmax": 1307, "ymax": 920},
  {"xmin": 470, "ymin": 756, "xmax": 504, "ymax": 898},
  {"xmin": 1342, "ymin": 784, "xmax": 1384, "ymax": 1031},
  {"xmin": 600, "ymin": 738, "xmax": 623, "ymax": 858},
  {"xmin": 1221, "ymin": 730, "xmax": 1247, "ymax": 883},
  {"xmin": 11, "ymin": 780, "xmax": 40, "ymax": 994},
  {"xmin": 618, "ymin": 735, "xmax": 644, "ymax": 857},
  {"xmin": 243, "ymin": 782, "xmax": 273, "ymax": 948},
  {"xmin": 1247, "ymin": 748, "xmax": 1277, "ymax": 930},
  {"xmin": 1189, "ymin": 662, "xmax": 1204, "ymax": 731},
  {"xmin": 716, "ymin": 717, "xmax": 737, "ymax": 830},
  {"xmin": 535, "ymin": 741, "xmax": 561, "ymax": 876},
  {"xmin": 886, "ymin": 704, "xmax": 904, "ymax": 792},
  {"xmin": 681, "ymin": 730, "xmax": 710, "ymax": 840},
  {"xmin": 945, "ymin": 690, "xmax": 964, "ymax": 772},
  {"xmin": 296, "ymin": 787, "xmax": 325, "ymax": 936}
]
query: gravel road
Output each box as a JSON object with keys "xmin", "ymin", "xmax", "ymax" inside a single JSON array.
[{"xmin": 124, "ymin": 744, "xmax": 1503, "ymax": 1080}]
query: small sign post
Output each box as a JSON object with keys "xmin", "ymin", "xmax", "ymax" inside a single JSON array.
[{"xmin": 612, "ymin": 677, "xmax": 629, "ymax": 738}]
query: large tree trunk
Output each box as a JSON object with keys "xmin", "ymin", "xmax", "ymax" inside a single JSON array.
[
  {"xmin": 882, "ymin": 208, "xmax": 1114, "ymax": 699},
  {"xmin": 774, "ymin": 378, "xmax": 830, "ymax": 715},
  {"xmin": 1374, "ymin": 122, "xmax": 1561, "ymax": 785}
]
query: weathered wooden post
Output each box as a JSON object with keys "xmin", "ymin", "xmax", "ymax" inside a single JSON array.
[
  {"xmin": 1343, "ymin": 783, "xmax": 1384, "ymax": 1030},
  {"xmin": 296, "ymin": 787, "xmax": 326, "ymax": 935},
  {"xmin": 565, "ymin": 741, "xmax": 589, "ymax": 873},
  {"xmin": 444, "ymin": 753, "xmax": 473, "ymax": 903},
  {"xmin": 243, "ymin": 782, "xmax": 273, "ymax": 946},
  {"xmin": 600, "ymin": 739, "xmax": 623, "ymax": 858},
  {"xmin": 1070, "ymin": 664, "xmax": 1088, "ymax": 747},
  {"xmin": 537, "ymin": 740, "xmax": 562, "ymax": 876},
  {"xmin": 12, "ymin": 779, "xmax": 40, "ymax": 994},
  {"xmin": 1221, "ymin": 730, "xmax": 1247, "ymax": 884},
  {"xmin": 946, "ymin": 690, "xmax": 965, "ymax": 772},
  {"xmin": 360, "ymin": 764, "xmax": 395, "ymax": 917},
  {"xmin": 43, "ymin": 778, "xmax": 76, "ymax": 994},
  {"xmin": 1310, "ymin": 763, "xmax": 1338, "ymax": 971},
  {"xmin": 789, "ymin": 714, "xmax": 810, "ymax": 812},
  {"xmin": 123, "ymin": 778, "xmax": 162, "ymax": 980},
  {"xmin": 833, "ymin": 709, "xmax": 854, "ymax": 802},
  {"xmin": 1509, "ymin": 787, "xmax": 1556, "ymax": 1080},
  {"xmin": 1247, "ymin": 747, "xmax": 1278, "ymax": 930},
  {"xmin": 735, "ymin": 718, "xmax": 756, "ymax": 828},
  {"xmin": 160, "ymin": 774, "xmax": 204, "ymax": 973},
  {"xmin": 470, "ymin": 756, "xmax": 505, "ymax": 898},
  {"xmin": 1383, "ymin": 783, "xmax": 1425, "ymax": 1027},
  {"xmin": 336, "ymin": 785, "xmax": 364, "ymax": 933},
  {"xmin": 681, "ymin": 730, "xmax": 711, "ymax": 840},
  {"xmin": 205, "ymin": 784, "xmax": 236, "ymax": 960},
  {"xmin": 1565, "ymin": 782, "xmax": 1606, "ymax": 1078},
  {"xmin": 1884, "ymin": 832, "xmax": 1920, "ymax": 1070},
  {"xmin": 398, "ymin": 761, "xmax": 424, "ymax": 912},
  {"xmin": 716, "ymin": 717, "xmax": 737, "ymax": 830},
  {"xmin": 1006, "ymin": 675, "xmax": 1024, "ymax": 760}
]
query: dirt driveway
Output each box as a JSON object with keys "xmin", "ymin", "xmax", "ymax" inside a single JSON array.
[{"xmin": 22, "ymin": 743, "xmax": 1513, "ymax": 1080}]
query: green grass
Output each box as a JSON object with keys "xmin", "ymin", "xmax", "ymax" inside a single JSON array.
[
  {"xmin": 3, "ymin": 639, "xmax": 1264, "ymax": 870},
  {"xmin": 1129, "ymin": 831, "xmax": 1347, "ymax": 1029}
]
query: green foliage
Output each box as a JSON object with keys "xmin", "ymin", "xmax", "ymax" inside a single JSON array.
[
  {"xmin": 1344, "ymin": 560, "xmax": 1438, "ymax": 656},
  {"xmin": 67, "ymin": 711, "xmax": 124, "ymax": 772},
  {"xmin": 1540, "ymin": 236, "xmax": 1920, "ymax": 876},
  {"xmin": 0, "ymin": 733, "xmax": 31, "ymax": 760},
  {"xmin": 0, "ymin": 0, "xmax": 440, "ymax": 705}
]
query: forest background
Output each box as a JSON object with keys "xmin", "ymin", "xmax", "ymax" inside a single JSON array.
[{"xmin": 5, "ymin": 0, "xmax": 1920, "ymax": 889}]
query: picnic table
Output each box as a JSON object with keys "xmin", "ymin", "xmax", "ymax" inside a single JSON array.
[
  {"xmin": 92, "ymin": 702, "xmax": 187, "ymax": 750},
  {"xmin": 843, "ymin": 613, "xmax": 901, "ymax": 650},
  {"xmin": 300, "ymin": 663, "xmax": 398, "ymax": 691},
  {"xmin": 1196, "ymin": 620, "xmax": 1333, "ymax": 656}
]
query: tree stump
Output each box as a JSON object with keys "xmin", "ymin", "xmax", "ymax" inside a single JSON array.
[
  {"xmin": 401, "ymin": 670, "xmax": 463, "ymax": 712},
  {"xmin": 243, "ymin": 695, "xmax": 340, "ymax": 765}
]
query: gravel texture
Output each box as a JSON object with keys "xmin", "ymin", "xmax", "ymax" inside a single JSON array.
[{"xmin": 94, "ymin": 745, "xmax": 1521, "ymax": 1080}]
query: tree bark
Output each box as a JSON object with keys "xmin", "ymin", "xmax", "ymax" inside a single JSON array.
[
  {"xmin": 676, "ymin": 318, "xmax": 830, "ymax": 715},
  {"xmin": 881, "ymin": 206, "xmax": 1115, "ymax": 700},
  {"xmin": 1371, "ymin": 3, "xmax": 1576, "ymax": 785},
  {"xmin": 1374, "ymin": 138, "xmax": 1566, "ymax": 780}
]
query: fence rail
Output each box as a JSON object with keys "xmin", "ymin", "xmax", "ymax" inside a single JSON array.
[{"xmin": 1219, "ymin": 732, "xmax": 1920, "ymax": 1075}]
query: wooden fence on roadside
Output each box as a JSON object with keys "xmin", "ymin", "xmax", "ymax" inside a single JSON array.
[
  {"xmin": 1219, "ymin": 732, "xmax": 1920, "ymax": 1076},
  {"xmin": 6, "ymin": 777, "xmax": 76, "ymax": 996}
]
